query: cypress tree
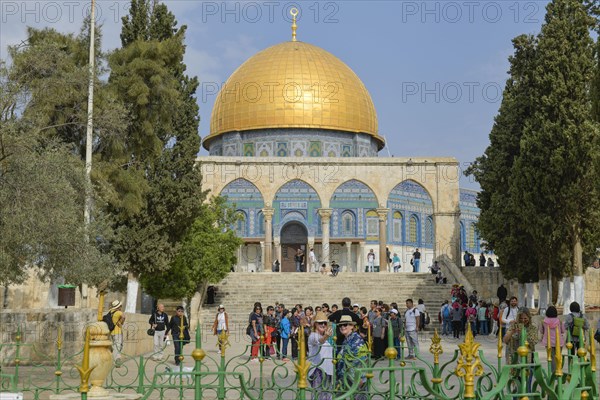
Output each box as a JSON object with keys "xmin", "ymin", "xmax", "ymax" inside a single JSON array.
[{"xmin": 511, "ymin": 0, "xmax": 599, "ymax": 310}]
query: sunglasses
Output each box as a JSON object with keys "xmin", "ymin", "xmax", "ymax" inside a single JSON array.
[
  {"xmin": 338, "ymin": 324, "xmax": 351, "ymax": 328},
  {"xmin": 316, "ymin": 322, "xmax": 327, "ymax": 326}
]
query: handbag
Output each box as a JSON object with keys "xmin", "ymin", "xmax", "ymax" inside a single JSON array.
[{"xmin": 147, "ymin": 328, "xmax": 155, "ymax": 336}]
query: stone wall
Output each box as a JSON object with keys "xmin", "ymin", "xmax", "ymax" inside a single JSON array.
[
  {"xmin": 459, "ymin": 266, "xmax": 600, "ymax": 307},
  {"xmin": 0, "ymin": 310, "xmax": 153, "ymax": 366}
]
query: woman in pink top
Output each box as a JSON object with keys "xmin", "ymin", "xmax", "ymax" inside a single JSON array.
[{"xmin": 539, "ymin": 306, "xmax": 564, "ymax": 371}]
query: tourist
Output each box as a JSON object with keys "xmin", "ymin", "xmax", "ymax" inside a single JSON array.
[
  {"xmin": 451, "ymin": 301, "xmax": 463, "ymax": 339},
  {"xmin": 500, "ymin": 297, "xmax": 519, "ymax": 338},
  {"xmin": 412, "ymin": 248, "xmax": 421, "ymax": 272},
  {"xmin": 389, "ymin": 309, "xmax": 402, "ymax": 358},
  {"xmin": 167, "ymin": 306, "xmax": 190, "ymax": 367},
  {"xmin": 564, "ymin": 301, "xmax": 589, "ymax": 354},
  {"xmin": 291, "ymin": 307, "xmax": 301, "ymax": 360},
  {"xmin": 440, "ymin": 301, "xmax": 452, "ymax": 336},
  {"xmin": 479, "ymin": 253, "xmax": 486, "ymax": 267},
  {"xmin": 320, "ymin": 263, "xmax": 328, "ymax": 275},
  {"xmin": 416, "ymin": 299, "xmax": 427, "ymax": 331},
  {"xmin": 331, "ymin": 304, "xmax": 338, "ymax": 313},
  {"xmin": 430, "ymin": 261, "xmax": 440, "ymax": 275},
  {"xmin": 279, "ymin": 310, "xmax": 292, "ymax": 361},
  {"xmin": 392, "ymin": 253, "xmax": 401, "ymax": 272},
  {"xmin": 330, "ymin": 260, "xmax": 340, "ymax": 276},
  {"xmin": 272, "ymin": 259, "xmax": 280, "ymax": 272},
  {"xmin": 274, "ymin": 304, "xmax": 284, "ymax": 358},
  {"xmin": 539, "ymin": 305, "xmax": 564, "ymax": 371},
  {"xmin": 386, "ymin": 247, "xmax": 391, "ymax": 272},
  {"xmin": 328, "ymin": 297, "xmax": 362, "ymax": 347},
  {"xmin": 491, "ymin": 302, "xmax": 500, "ymax": 336},
  {"xmin": 309, "ymin": 248, "xmax": 318, "ymax": 273},
  {"xmin": 367, "ymin": 249, "xmax": 375, "ymax": 273},
  {"xmin": 367, "ymin": 300, "xmax": 378, "ymax": 325},
  {"xmin": 308, "ymin": 311, "xmax": 334, "ymax": 399},
  {"xmin": 263, "ymin": 306, "xmax": 277, "ymax": 359},
  {"xmin": 497, "ymin": 284, "xmax": 508, "ymax": 304},
  {"xmin": 465, "ymin": 302, "xmax": 477, "ymax": 336},
  {"xmin": 486, "ymin": 257, "xmax": 495, "ymax": 267},
  {"xmin": 249, "ymin": 305, "xmax": 264, "ymax": 361},
  {"xmin": 211, "ymin": 304, "xmax": 229, "ymax": 355},
  {"xmin": 352, "ymin": 304, "xmax": 360, "ymax": 316},
  {"xmin": 477, "ymin": 301, "xmax": 488, "ymax": 335},
  {"xmin": 503, "ymin": 307, "xmax": 538, "ymax": 365},
  {"xmin": 109, "ymin": 300, "xmax": 126, "ymax": 364},
  {"xmin": 468, "ymin": 253, "xmax": 476, "ymax": 266},
  {"xmin": 321, "ymin": 303, "xmax": 330, "ymax": 316},
  {"xmin": 149, "ymin": 303, "xmax": 169, "ymax": 361},
  {"xmin": 336, "ymin": 315, "xmax": 369, "ymax": 399},
  {"xmin": 371, "ymin": 307, "xmax": 387, "ymax": 359},
  {"xmin": 295, "ymin": 249, "xmax": 304, "ymax": 272},
  {"xmin": 463, "ymin": 251, "xmax": 470, "ymax": 267},
  {"xmin": 404, "ymin": 299, "xmax": 420, "ymax": 359}
]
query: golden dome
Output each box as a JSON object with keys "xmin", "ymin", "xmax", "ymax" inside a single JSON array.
[{"xmin": 204, "ymin": 41, "xmax": 382, "ymax": 150}]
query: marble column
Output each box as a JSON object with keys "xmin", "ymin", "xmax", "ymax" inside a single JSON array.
[
  {"xmin": 377, "ymin": 208, "xmax": 389, "ymax": 272},
  {"xmin": 259, "ymin": 241, "xmax": 265, "ymax": 273},
  {"xmin": 345, "ymin": 241, "xmax": 352, "ymax": 272},
  {"xmin": 359, "ymin": 242, "xmax": 366, "ymax": 273},
  {"xmin": 274, "ymin": 238, "xmax": 281, "ymax": 273},
  {"xmin": 318, "ymin": 209, "xmax": 332, "ymax": 266},
  {"xmin": 308, "ymin": 237, "xmax": 315, "ymax": 273},
  {"xmin": 262, "ymin": 207, "xmax": 274, "ymax": 273}
]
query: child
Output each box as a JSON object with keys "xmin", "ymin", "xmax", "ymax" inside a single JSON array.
[
  {"xmin": 539, "ymin": 306, "xmax": 564, "ymax": 371},
  {"xmin": 279, "ymin": 311, "xmax": 292, "ymax": 361}
]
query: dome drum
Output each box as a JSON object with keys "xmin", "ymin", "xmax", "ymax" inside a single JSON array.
[{"xmin": 208, "ymin": 129, "xmax": 379, "ymax": 157}]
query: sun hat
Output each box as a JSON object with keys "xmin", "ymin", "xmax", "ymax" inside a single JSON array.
[
  {"xmin": 390, "ymin": 309, "xmax": 399, "ymax": 314},
  {"xmin": 219, "ymin": 304, "xmax": 225, "ymax": 310},
  {"xmin": 313, "ymin": 311, "xmax": 328, "ymax": 324},
  {"xmin": 109, "ymin": 300, "xmax": 122, "ymax": 311},
  {"xmin": 338, "ymin": 315, "xmax": 356, "ymax": 325},
  {"xmin": 352, "ymin": 303, "xmax": 359, "ymax": 308}
]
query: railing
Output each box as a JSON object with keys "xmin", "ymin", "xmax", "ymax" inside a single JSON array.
[{"xmin": 0, "ymin": 320, "xmax": 597, "ymax": 400}]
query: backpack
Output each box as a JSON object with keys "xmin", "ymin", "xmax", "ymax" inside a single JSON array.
[
  {"xmin": 246, "ymin": 323, "xmax": 253, "ymax": 337},
  {"xmin": 442, "ymin": 305, "xmax": 450, "ymax": 319},
  {"xmin": 594, "ymin": 329, "xmax": 600, "ymax": 344},
  {"xmin": 102, "ymin": 311, "xmax": 116, "ymax": 332},
  {"xmin": 569, "ymin": 314, "xmax": 585, "ymax": 338},
  {"xmin": 424, "ymin": 311, "xmax": 430, "ymax": 325}
]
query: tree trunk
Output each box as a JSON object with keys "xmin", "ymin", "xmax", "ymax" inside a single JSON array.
[
  {"xmin": 538, "ymin": 264, "xmax": 548, "ymax": 311},
  {"xmin": 562, "ymin": 276, "xmax": 575, "ymax": 315},
  {"xmin": 525, "ymin": 282, "xmax": 535, "ymax": 309},
  {"xmin": 556, "ymin": 277, "xmax": 563, "ymax": 306},
  {"xmin": 573, "ymin": 230, "xmax": 584, "ymax": 312},
  {"xmin": 125, "ymin": 271, "xmax": 139, "ymax": 313},
  {"xmin": 518, "ymin": 283, "xmax": 526, "ymax": 307}
]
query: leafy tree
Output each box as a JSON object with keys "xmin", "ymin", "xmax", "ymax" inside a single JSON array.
[
  {"xmin": 465, "ymin": 35, "xmax": 539, "ymax": 283},
  {"xmin": 140, "ymin": 197, "xmax": 243, "ymax": 309},
  {"xmin": 0, "ymin": 27, "xmax": 123, "ymax": 287}
]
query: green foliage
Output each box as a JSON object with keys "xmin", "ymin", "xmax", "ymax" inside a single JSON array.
[
  {"xmin": 140, "ymin": 197, "xmax": 243, "ymax": 299},
  {"xmin": 110, "ymin": 0, "xmax": 209, "ymax": 297},
  {"xmin": 0, "ymin": 28, "xmax": 123, "ymax": 286},
  {"xmin": 465, "ymin": 35, "xmax": 539, "ymax": 282},
  {"xmin": 468, "ymin": 0, "xmax": 600, "ymax": 282}
]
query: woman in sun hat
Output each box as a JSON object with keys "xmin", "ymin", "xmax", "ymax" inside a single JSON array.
[
  {"xmin": 336, "ymin": 315, "xmax": 369, "ymax": 399},
  {"xmin": 308, "ymin": 311, "xmax": 334, "ymax": 399},
  {"xmin": 212, "ymin": 305, "xmax": 229, "ymax": 355},
  {"xmin": 108, "ymin": 300, "xmax": 125, "ymax": 363}
]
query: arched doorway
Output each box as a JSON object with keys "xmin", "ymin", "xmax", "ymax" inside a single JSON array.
[{"xmin": 280, "ymin": 222, "xmax": 308, "ymax": 272}]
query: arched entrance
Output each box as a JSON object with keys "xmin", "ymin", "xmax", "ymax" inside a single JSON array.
[{"xmin": 280, "ymin": 222, "xmax": 308, "ymax": 272}]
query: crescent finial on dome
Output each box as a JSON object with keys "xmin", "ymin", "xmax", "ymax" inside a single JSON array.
[{"xmin": 290, "ymin": 8, "xmax": 298, "ymax": 41}]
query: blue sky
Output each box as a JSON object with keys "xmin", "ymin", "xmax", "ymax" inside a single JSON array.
[{"xmin": 0, "ymin": 0, "xmax": 551, "ymax": 188}]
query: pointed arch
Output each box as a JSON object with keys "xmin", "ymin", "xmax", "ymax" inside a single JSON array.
[{"xmin": 330, "ymin": 180, "xmax": 378, "ymax": 238}]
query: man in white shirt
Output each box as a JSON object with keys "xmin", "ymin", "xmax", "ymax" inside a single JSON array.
[
  {"xmin": 499, "ymin": 296, "xmax": 518, "ymax": 337},
  {"xmin": 309, "ymin": 248, "xmax": 317, "ymax": 272},
  {"xmin": 367, "ymin": 249, "xmax": 375, "ymax": 273},
  {"xmin": 404, "ymin": 299, "xmax": 420, "ymax": 359}
]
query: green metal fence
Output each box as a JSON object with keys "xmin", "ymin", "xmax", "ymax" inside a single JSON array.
[{"xmin": 0, "ymin": 320, "xmax": 597, "ymax": 400}]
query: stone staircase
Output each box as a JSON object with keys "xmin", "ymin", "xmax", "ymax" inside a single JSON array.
[{"xmin": 198, "ymin": 272, "xmax": 451, "ymax": 334}]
